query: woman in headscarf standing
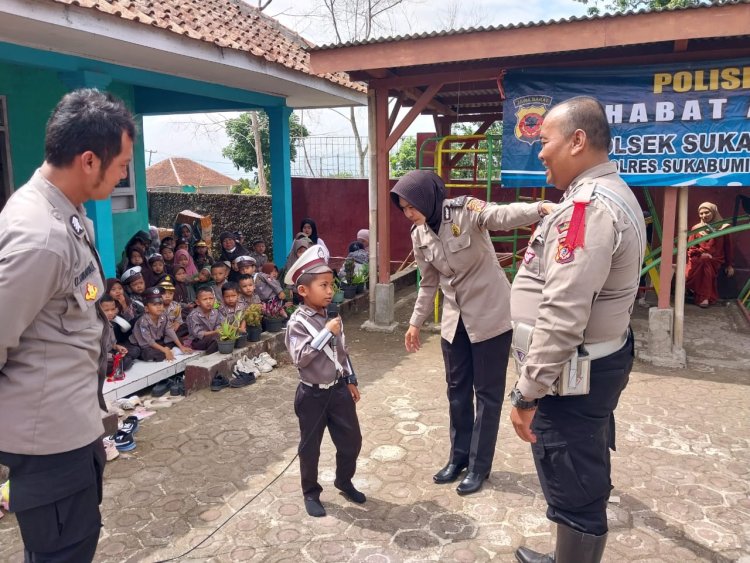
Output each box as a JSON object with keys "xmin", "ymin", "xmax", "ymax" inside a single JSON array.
[
  {"xmin": 391, "ymin": 170, "xmax": 553, "ymax": 496},
  {"xmin": 686, "ymin": 202, "xmax": 734, "ymax": 308},
  {"xmin": 300, "ymin": 218, "xmax": 329, "ymax": 262}
]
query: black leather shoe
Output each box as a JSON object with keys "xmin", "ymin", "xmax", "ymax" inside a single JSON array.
[
  {"xmin": 456, "ymin": 471, "xmax": 489, "ymax": 495},
  {"xmin": 514, "ymin": 546, "xmax": 554, "ymax": 563},
  {"xmin": 433, "ymin": 462, "xmax": 467, "ymax": 484}
]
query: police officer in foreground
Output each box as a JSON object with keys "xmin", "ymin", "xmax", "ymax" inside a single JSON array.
[
  {"xmin": 0, "ymin": 89, "xmax": 135, "ymax": 562},
  {"xmin": 509, "ymin": 96, "xmax": 646, "ymax": 563}
]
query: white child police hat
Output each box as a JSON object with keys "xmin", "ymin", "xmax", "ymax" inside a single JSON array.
[
  {"xmin": 120, "ymin": 266, "xmax": 143, "ymax": 285},
  {"xmin": 233, "ymin": 255, "xmax": 256, "ymax": 267},
  {"xmin": 284, "ymin": 245, "xmax": 331, "ymax": 286}
]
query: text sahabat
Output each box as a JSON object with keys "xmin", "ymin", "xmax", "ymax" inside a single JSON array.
[{"xmin": 604, "ymin": 98, "xmax": 750, "ymax": 124}]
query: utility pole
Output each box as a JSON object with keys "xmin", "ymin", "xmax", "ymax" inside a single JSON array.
[{"xmin": 146, "ymin": 149, "xmax": 157, "ymax": 166}]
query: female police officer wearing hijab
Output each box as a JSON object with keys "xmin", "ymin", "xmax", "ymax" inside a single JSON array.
[{"xmin": 391, "ymin": 170, "xmax": 553, "ymax": 495}]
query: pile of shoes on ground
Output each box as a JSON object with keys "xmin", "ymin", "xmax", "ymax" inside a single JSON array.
[
  {"xmin": 211, "ymin": 353, "xmax": 277, "ymax": 391},
  {"xmin": 103, "ymin": 415, "xmax": 139, "ymax": 461}
]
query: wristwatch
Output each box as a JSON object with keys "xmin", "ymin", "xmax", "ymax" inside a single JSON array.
[{"xmin": 509, "ymin": 387, "xmax": 538, "ymax": 410}]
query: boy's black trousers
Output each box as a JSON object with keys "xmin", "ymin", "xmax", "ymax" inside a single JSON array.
[{"xmin": 294, "ymin": 380, "xmax": 362, "ymax": 499}]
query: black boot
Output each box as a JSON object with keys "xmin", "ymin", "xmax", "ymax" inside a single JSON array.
[
  {"xmin": 515, "ymin": 524, "xmax": 608, "ymax": 563},
  {"xmin": 433, "ymin": 462, "xmax": 467, "ymax": 484},
  {"xmin": 555, "ymin": 523, "xmax": 607, "ymax": 563}
]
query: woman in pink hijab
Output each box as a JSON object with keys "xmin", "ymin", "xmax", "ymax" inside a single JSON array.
[{"xmin": 174, "ymin": 248, "xmax": 199, "ymax": 279}]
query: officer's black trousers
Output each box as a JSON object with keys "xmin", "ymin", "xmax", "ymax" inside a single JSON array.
[
  {"xmin": 530, "ymin": 332, "xmax": 634, "ymax": 536},
  {"xmin": 294, "ymin": 381, "xmax": 362, "ymax": 499},
  {"xmin": 0, "ymin": 440, "xmax": 105, "ymax": 563},
  {"xmin": 441, "ymin": 319, "xmax": 512, "ymax": 475}
]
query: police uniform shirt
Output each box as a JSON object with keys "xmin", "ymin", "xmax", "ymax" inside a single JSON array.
[
  {"xmin": 238, "ymin": 293, "xmax": 261, "ymax": 307},
  {"xmin": 510, "ymin": 162, "xmax": 647, "ymax": 399},
  {"xmin": 218, "ymin": 303, "xmax": 246, "ymax": 325},
  {"xmin": 165, "ymin": 301, "xmax": 182, "ymax": 325},
  {"xmin": 0, "ymin": 170, "xmax": 106, "ymax": 455},
  {"xmin": 411, "ymin": 197, "xmax": 542, "ymax": 344},
  {"xmin": 285, "ymin": 305, "xmax": 351, "ymax": 385},
  {"xmin": 131, "ymin": 312, "xmax": 178, "ymax": 347},
  {"xmin": 254, "ymin": 272, "xmax": 283, "ymax": 302},
  {"xmin": 249, "ymin": 250, "xmax": 268, "ymax": 267},
  {"xmin": 187, "ymin": 307, "xmax": 221, "ymax": 340}
]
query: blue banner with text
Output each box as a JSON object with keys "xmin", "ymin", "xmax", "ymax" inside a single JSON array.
[{"xmin": 501, "ymin": 60, "xmax": 750, "ymax": 188}]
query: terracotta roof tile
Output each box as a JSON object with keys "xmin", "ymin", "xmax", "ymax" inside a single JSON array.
[
  {"xmin": 48, "ymin": 0, "xmax": 364, "ymax": 92},
  {"xmin": 146, "ymin": 158, "xmax": 237, "ymax": 189}
]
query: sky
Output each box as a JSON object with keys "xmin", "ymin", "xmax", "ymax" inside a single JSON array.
[{"xmin": 142, "ymin": 0, "xmax": 589, "ymax": 180}]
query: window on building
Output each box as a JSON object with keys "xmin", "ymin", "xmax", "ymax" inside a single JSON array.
[
  {"xmin": 112, "ymin": 161, "xmax": 136, "ymax": 212},
  {"xmin": 0, "ymin": 96, "xmax": 14, "ymax": 211}
]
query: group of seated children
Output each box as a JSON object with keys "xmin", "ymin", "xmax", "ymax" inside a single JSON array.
[{"xmin": 100, "ymin": 228, "xmax": 285, "ymax": 377}]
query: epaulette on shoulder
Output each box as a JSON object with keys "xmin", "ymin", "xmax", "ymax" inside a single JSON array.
[{"xmin": 446, "ymin": 195, "xmax": 467, "ymax": 207}]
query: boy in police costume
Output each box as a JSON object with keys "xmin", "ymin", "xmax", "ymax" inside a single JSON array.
[
  {"xmin": 509, "ymin": 97, "xmax": 646, "ymax": 563},
  {"xmin": 284, "ymin": 245, "xmax": 364, "ymax": 517},
  {"xmin": 130, "ymin": 287, "xmax": 192, "ymax": 362}
]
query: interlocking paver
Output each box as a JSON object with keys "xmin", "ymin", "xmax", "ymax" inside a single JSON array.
[{"xmin": 0, "ymin": 292, "xmax": 748, "ymax": 562}]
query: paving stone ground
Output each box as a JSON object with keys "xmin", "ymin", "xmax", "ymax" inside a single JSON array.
[{"xmin": 1, "ymin": 290, "xmax": 749, "ymax": 562}]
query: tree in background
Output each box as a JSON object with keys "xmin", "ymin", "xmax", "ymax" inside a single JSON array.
[
  {"xmin": 574, "ymin": 0, "xmax": 707, "ymax": 16},
  {"xmin": 222, "ymin": 112, "xmax": 309, "ymax": 194},
  {"xmin": 230, "ymin": 178, "xmax": 261, "ymax": 195},
  {"xmin": 390, "ymin": 136, "xmax": 417, "ymax": 178}
]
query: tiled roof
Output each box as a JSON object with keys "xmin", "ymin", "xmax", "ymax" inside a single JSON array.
[
  {"xmin": 146, "ymin": 158, "xmax": 237, "ymax": 189},
  {"xmin": 311, "ymin": 0, "xmax": 750, "ymax": 50},
  {"xmin": 49, "ymin": 0, "xmax": 364, "ymax": 91}
]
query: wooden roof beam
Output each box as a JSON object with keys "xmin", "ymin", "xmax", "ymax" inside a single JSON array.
[
  {"xmin": 310, "ymin": 4, "xmax": 750, "ymax": 74},
  {"xmin": 386, "ymin": 82, "xmax": 443, "ymax": 151}
]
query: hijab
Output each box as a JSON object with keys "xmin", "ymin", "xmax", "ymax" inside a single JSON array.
[
  {"xmin": 390, "ymin": 170, "xmax": 447, "ymax": 233},
  {"xmin": 300, "ymin": 218, "xmax": 320, "ymax": 244},
  {"xmin": 171, "ymin": 266, "xmax": 189, "ymax": 304},
  {"xmin": 285, "ymin": 237, "xmax": 312, "ymax": 272},
  {"xmin": 174, "ymin": 248, "xmax": 198, "ymax": 278},
  {"xmin": 695, "ymin": 202, "xmax": 728, "ymax": 231}
]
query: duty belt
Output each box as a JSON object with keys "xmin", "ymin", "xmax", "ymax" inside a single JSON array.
[{"xmin": 300, "ymin": 378, "xmax": 343, "ymax": 390}]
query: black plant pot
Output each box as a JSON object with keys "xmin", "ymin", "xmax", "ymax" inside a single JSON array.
[
  {"xmin": 247, "ymin": 325, "xmax": 262, "ymax": 342},
  {"xmin": 355, "ymin": 283, "xmax": 365, "ymax": 295},
  {"xmin": 235, "ymin": 333, "xmax": 248, "ymax": 348},
  {"xmin": 342, "ymin": 285, "xmax": 356, "ymax": 299},
  {"xmin": 218, "ymin": 339, "xmax": 236, "ymax": 354},
  {"xmin": 264, "ymin": 317, "xmax": 285, "ymax": 333}
]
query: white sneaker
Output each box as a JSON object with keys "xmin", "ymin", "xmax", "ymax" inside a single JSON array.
[
  {"xmin": 103, "ymin": 437, "xmax": 120, "ymax": 462},
  {"xmin": 258, "ymin": 352, "xmax": 277, "ymax": 367},
  {"xmin": 238, "ymin": 355, "xmax": 258, "ymax": 375},
  {"xmin": 252, "ymin": 356, "xmax": 273, "ymax": 373}
]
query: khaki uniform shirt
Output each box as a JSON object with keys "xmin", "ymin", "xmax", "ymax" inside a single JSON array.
[
  {"xmin": 285, "ymin": 305, "xmax": 352, "ymax": 385},
  {"xmin": 510, "ymin": 162, "xmax": 647, "ymax": 399},
  {"xmin": 165, "ymin": 301, "xmax": 182, "ymax": 325},
  {"xmin": 249, "ymin": 251, "xmax": 268, "ymax": 267},
  {"xmin": 238, "ymin": 293, "xmax": 261, "ymax": 307},
  {"xmin": 0, "ymin": 170, "xmax": 106, "ymax": 455},
  {"xmin": 131, "ymin": 313, "xmax": 179, "ymax": 347},
  {"xmin": 254, "ymin": 273, "xmax": 283, "ymax": 302},
  {"xmin": 187, "ymin": 307, "xmax": 221, "ymax": 340},
  {"xmin": 218, "ymin": 303, "xmax": 246, "ymax": 325},
  {"xmin": 411, "ymin": 197, "xmax": 542, "ymax": 343}
]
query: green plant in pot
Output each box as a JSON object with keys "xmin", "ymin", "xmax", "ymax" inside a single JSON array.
[
  {"xmin": 243, "ymin": 303, "xmax": 263, "ymax": 342},
  {"xmin": 217, "ymin": 319, "xmax": 239, "ymax": 354},
  {"xmin": 341, "ymin": 259, "xmax": 357, "ymax": 299},
  {"xmin": 352, "ymin": 269, "xmax": 367, "ymax": 294},
  {"xmin": 332, "ymin": 276, "xmax": 345, "ymax": 303},
  {"xmin": 262, "ymin": 300, "xmax": 286, "ymax": 333}
]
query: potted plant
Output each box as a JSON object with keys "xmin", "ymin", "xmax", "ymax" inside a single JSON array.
[
  {"xmin": 360, "ymin": 263, "xmax": 370, "ymax": 290},
  {"xmin": 332, "ymin": 276, "xmax": 345, "ymax": 304},
  {"xmin": 217, "ymin": 319, "xmax": 239, "ymax": 354},
  {"xmin": 341, "ymin": 258, "xmax": 357, "ymax": 299},
  {"xmin": 352, "ymin": 269, "xmax": 367, "ymax": 295},
  {"xmin": 262, "ymin": 300, "xmax": 286, "ymax": 333},
  {"xmin": 243, "ymin": 303, "xmax": 263, "ymax": 342}
]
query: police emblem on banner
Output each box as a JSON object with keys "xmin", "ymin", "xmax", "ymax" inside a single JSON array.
[{"xmin": 513, "ymin": 95, "xmax": 552, "ymax": 145}]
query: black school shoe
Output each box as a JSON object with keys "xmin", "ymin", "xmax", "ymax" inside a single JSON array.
[
  {"xmin": 210, "ymin": 374, "xmax": 230, "ymax": 391},
  {"xmin": 151, "ymin": 379, "xmax": 171, "ymax": 397},
  {"xmin": 229, "ymin": 372, "xmax": 256, "ymax": 388},
  {"xmin": 119, "ymin": 416, "xmax": 139, "ymax": 435},
  {"xmin": 334, "ymin": 481, "xmax": 366, "ymax": 504},
  {"xmin": 304, "ymin": 497, "xmax": 326, "ymax": 517},
  {"xmin": 112, "ymin": 430, "xmax": 136, "ymax": 452},
  {"xmin": 170, "ymin": 376, "xmax": 185, "ymax": 396}
]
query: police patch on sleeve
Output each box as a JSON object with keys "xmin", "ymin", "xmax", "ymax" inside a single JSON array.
[
  {"xmin": 70, "ymin": 215, "xmax": 85, "ymax": 236},
  {"xmin": 555, "ymin": 244, "xmax": 575, "ymax": 264},
  {"xmin": 466, "ymin": 199, "xmax": 487, "ymax": 213}
]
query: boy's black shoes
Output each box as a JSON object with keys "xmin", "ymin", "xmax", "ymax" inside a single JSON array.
[
  {"xmin": 152, "ymin": 380, "xmax": 171, "ymax": 397},
  {"xmin": 304, "ymin": 497, "xmax": 326, "ymax": 517},
  {"xmin": 456, "ymin": 471, "xmax": 490, "ymax": 496},
  {"xmin": 334, "ymin": 481, "xmax": 366, "ymax": 504},
  {"xmin": 229, "ymin": 371, "xmax": 256, "ymax": 388},
  {"xmin": 170, "ymin": 376, "xmax": 185, "ymax": 396}
]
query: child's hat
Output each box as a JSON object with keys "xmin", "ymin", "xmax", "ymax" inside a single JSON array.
[
  {"xmin": 147, "ymin": 253, "xmax": 164, "ymax": 264},
  {"xmin": 143, "ymin": 286, "xmax": 164, "ymax": 304},
  {"xmin": 195, "ymin": 240, "xmax": 208, "ymax": 248},
  {"xmin": 284, "ymin": 245, "xmax": 331, "ymax": 286},
  {"xmin": 251, "ymin": 238, "xmax": 264, "ymax": 246},
  {"xmin": 158, "ymin": 277, "xmax": 176, "ymax": 292},
  {"xmin": 120, "ymin": 266, "xmax": 143, "ymax": 285},
  {"xmin": 233, "ymin": 255, "xmax": 256, "ymax": 267}
]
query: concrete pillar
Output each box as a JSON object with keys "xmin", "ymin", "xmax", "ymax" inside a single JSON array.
[
  {"xmin": 361, "ymin": 283, "xmax": 398, "ymax": 333},
  {"xmin": 267, "ymin": 105, "xmax": 293, "ymax": 266},
  {"xmin": 641, "ymin": 307, "xmax": 686, "ymax": 368}
]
